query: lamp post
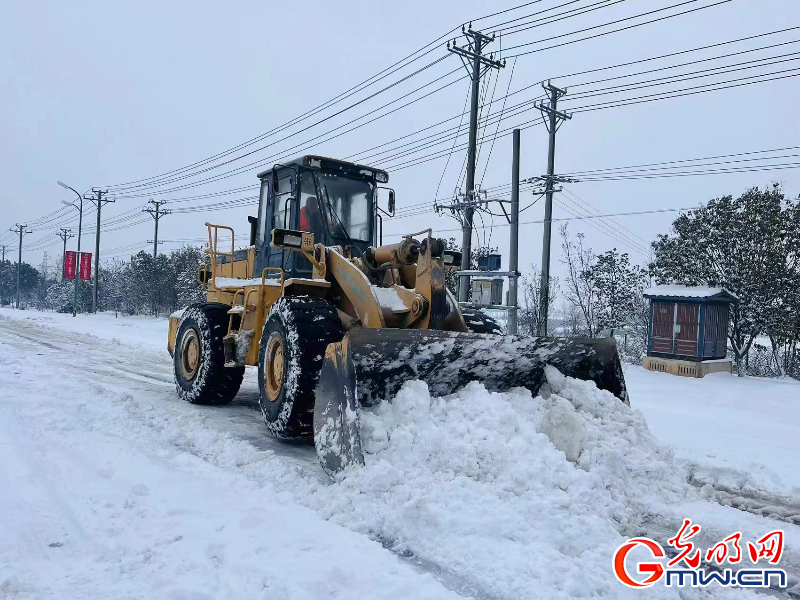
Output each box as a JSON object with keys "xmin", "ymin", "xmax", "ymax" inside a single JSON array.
[{"xmin": 58, "ymin": 181, "xmax": 83, "ymax": 317}]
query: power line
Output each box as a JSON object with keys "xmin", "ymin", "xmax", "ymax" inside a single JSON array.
[
  {"xmin": 569, "ymin": 69, "xmax": 800, "ymax": 113},
  {"xmin": 100, "ymin": 66, "xmax": 470, "ymax": 197},
  {"xmin": 107, "ymin": 57, "xmax": 462, "ymax": 194},
  {"xmin": 554, "ymin": 194, "xmax": 650, "ymax": 255},
  {"xmin": 554, "ymin": 198, "xmax": 648, "ymax": 256},
  {"xmin": 563, "ymin": 145, "xmax": 800, "ymax": 177},
  {"xmin": 98, "ymin": 0, "xmax": 736, "ymax": 198},
  {"xmin": 561, "ymin": 186, "xmax": 652, "ymax": 247},
  {"xmin": 480, "ymin": 57, "xmax": 518, "ymax": 187},
  {"xmin": 98, "ymin": 0, "xmax": 626, "ymax": 193},
  {"xmin": 98, "ymin": 0, "xmax": 573, "ymax": 191},
  {"xmin": 566, "ymin": 54, "xmax": 800, "ymax": 100},
  {"xmin": 503, "ymin": 0, "xmax": 737, "ymax": 59},
  {"xmin": 98, "ymin": 22, "xmax": 787, "ymax": 204},
  {"xmin": 384, "ymin": 205, "xmax": 699, "ymax": 238}
]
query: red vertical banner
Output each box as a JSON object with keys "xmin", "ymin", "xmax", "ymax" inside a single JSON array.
[
  {"xmin": 79, "ymin": 252, "xmax": 92, "ymax": 280},
  {"xmin": 64, "ymin": 250, "xmax": 77, "ymax": 280}
]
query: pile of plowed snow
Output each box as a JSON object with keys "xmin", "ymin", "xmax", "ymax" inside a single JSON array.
[{"xmin": 312, "ymin": 367, "xmax": 703, "ymax": 599}]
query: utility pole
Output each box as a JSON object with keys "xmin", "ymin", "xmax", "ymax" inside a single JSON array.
[
  {"xmin": 12, "ymin": 224, "xmax": 31, "ymax": 309},
  {"xmin": 144, "ymin": 200, "xmax": 170, "ymax": 317},
  {"xmin": 507, "ymin": 129, "xmax": 521, "ymax": 335},
  {"xmin": 86, "ymin": 188, "xmax": 113, "ymax": 312},
  {"xmin": 57, "ymin": 228, "xmax": 74, "ymax": 282},
  {"xmin": 447, "ymin": 25, "xmax": 504, "ymax": 302},
  {"xmin": 143, "ymin": 200, "xmax": 170, "ymax": 259},
  {"xmin": 536, "ymin": 81, "xmax": 571, "ymax": 336}
]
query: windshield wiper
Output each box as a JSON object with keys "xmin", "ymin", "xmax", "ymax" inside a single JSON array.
[{"xmin": 323, "ymin": 184, "xmax": 358, "ymax": 253}]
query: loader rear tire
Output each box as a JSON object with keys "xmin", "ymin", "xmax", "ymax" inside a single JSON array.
[
  {"xmin": 460, "ymin": 307, "xmax": 503, "ymax": 335},
  {"xmin": 258, "ymin": 296, "xmax": 343, "ymax": 438},
  {"xmin": 174, "ymin": 304, "xmax": 244, "ymax": 405}
]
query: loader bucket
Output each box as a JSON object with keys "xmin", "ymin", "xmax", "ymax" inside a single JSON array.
[{"xmin": 314, "ymin": 329, "xmax": 628, "ymax": 476}]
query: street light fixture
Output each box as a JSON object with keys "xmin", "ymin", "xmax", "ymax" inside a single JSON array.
[{"xmin": 58, "ymin": 180, "xmax": 83, "ymax": 317}]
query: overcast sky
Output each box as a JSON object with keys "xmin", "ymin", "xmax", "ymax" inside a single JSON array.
[{"xmin": 1, "ymin": 0, "xmax": 798, "ymax": 293}]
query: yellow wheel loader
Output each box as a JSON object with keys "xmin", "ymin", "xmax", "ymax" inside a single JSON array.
[{"xmin": 167, "ymin": 155, "xmax": 628, "ymax": 475}]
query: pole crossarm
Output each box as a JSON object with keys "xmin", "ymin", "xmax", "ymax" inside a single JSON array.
[
  {"xmin": 537, "ymin": 81, "xmax": 572, "ymax": 133},
  {"xmin": 446, "ymin": 44, "xmax": 505, "ymax": 74}
]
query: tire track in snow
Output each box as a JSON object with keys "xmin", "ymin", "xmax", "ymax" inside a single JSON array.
[
  {"xmin": 633, "ymin": 515, "xmax": 800, "ymax": 598},
  {"xmin": 0, "ymin": 321, "xmax": 322, "ymax": 468},
  {"xmin": 687, "ymin": 475, "xmax": 800, "ymax": 526}
]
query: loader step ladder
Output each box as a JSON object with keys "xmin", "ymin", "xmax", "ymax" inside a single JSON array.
[{"xmin": 221, "ymin": 268, "xmax": 286, "ymax": 367}]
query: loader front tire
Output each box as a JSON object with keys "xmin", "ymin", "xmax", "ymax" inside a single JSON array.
[
  {"xmin": 174, "ymin": 304, "xmax": 244, "ymax": 405},
  {"xmin": 258, "ymin": 296, "xmax": 343, "ymax": 438},
  {"xmin": 460, "ymin": 307, "xmax": 503, "ymax": 335}
]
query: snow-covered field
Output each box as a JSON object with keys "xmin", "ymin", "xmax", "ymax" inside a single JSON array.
[
  {"xmin": 627, "ymin": 365, "xmax": 800, "ymax": 494},
  {"xmin": 1, "ymin": 307, "xmax": 798, "ymax": 599}
]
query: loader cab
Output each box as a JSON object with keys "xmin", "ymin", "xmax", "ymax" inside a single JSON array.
[{"xmin": 255, "ymin": 155, "xmax": 389, "ymax": 279}]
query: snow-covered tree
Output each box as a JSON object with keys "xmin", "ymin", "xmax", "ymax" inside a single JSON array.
[
  {"xmin": 518, "ymin": 266, "xmax": 558, "ymax": 336},
  {"xmin": 559, "ymin": 224, "xmax": 598, "ymax": 338},
  {"xmin": 589, "ymin": 248, "xmax": 648, "ymax": 334}
]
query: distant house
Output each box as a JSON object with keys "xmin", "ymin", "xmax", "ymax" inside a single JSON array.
[{"xmin": 642, "ymin": 285, "xmax": 738, "ymax": 378}]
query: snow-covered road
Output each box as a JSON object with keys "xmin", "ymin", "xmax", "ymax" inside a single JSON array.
[
  {"xmin": 1, "ymin": 309, "xmax": 799, "ymax": 599},
  {"xmin": 0, "ymin": 317, "xmax": 460, "ymax": 599}
]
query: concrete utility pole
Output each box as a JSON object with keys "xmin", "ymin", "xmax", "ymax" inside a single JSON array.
[
  {"xmin": 143, "ymin": 200, "xmax": 170, "ymax": 259},
  {"xmin": 507, "ymin": 129, "xmax": 521, "ymax": 335},
  {"xmin": 447, "ymin": 26, "xmax": 504, "ymax": 301},
  {"xmin": 12, "ymin": 224, "xmax": 31, "ymax": 309},
  {"xmin": 86, "ymin": 188, "xmax": 113, "ymax": 312},
  {"xmin": 57, "ymin": 228, "xmax": 74, "ymax": 281},
  {"xmin": 536, "ymin": 81, "xmax": 571, "ymax": 336}
]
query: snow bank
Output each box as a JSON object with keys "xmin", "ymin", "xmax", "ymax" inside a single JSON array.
[{"xmin": 312, "ymin": 368, "xmax": 692, "ymax": 599}]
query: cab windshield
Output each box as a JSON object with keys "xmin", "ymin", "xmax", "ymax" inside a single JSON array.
[{"xmin": 317, "ymin": 171, "xmax": 373, "ymax": 242}]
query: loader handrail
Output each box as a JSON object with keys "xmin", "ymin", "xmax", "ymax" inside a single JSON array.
[
  {"xmin": 205, "ymin": 222, "xmax": 236, "ymax": 280},
  {"xmin": 260, "ymin": 267, "xmax": 285, "ymax": 291}
]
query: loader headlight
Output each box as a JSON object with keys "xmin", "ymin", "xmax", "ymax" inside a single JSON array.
[{"xmin": 271, "ymin": 228, "xmax": 315, "ymax": 251}]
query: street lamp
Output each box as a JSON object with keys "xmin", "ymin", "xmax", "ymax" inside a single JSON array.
[{"xmin": 57, "ymin": 180, "xmax": 83, "ymax": 317}]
